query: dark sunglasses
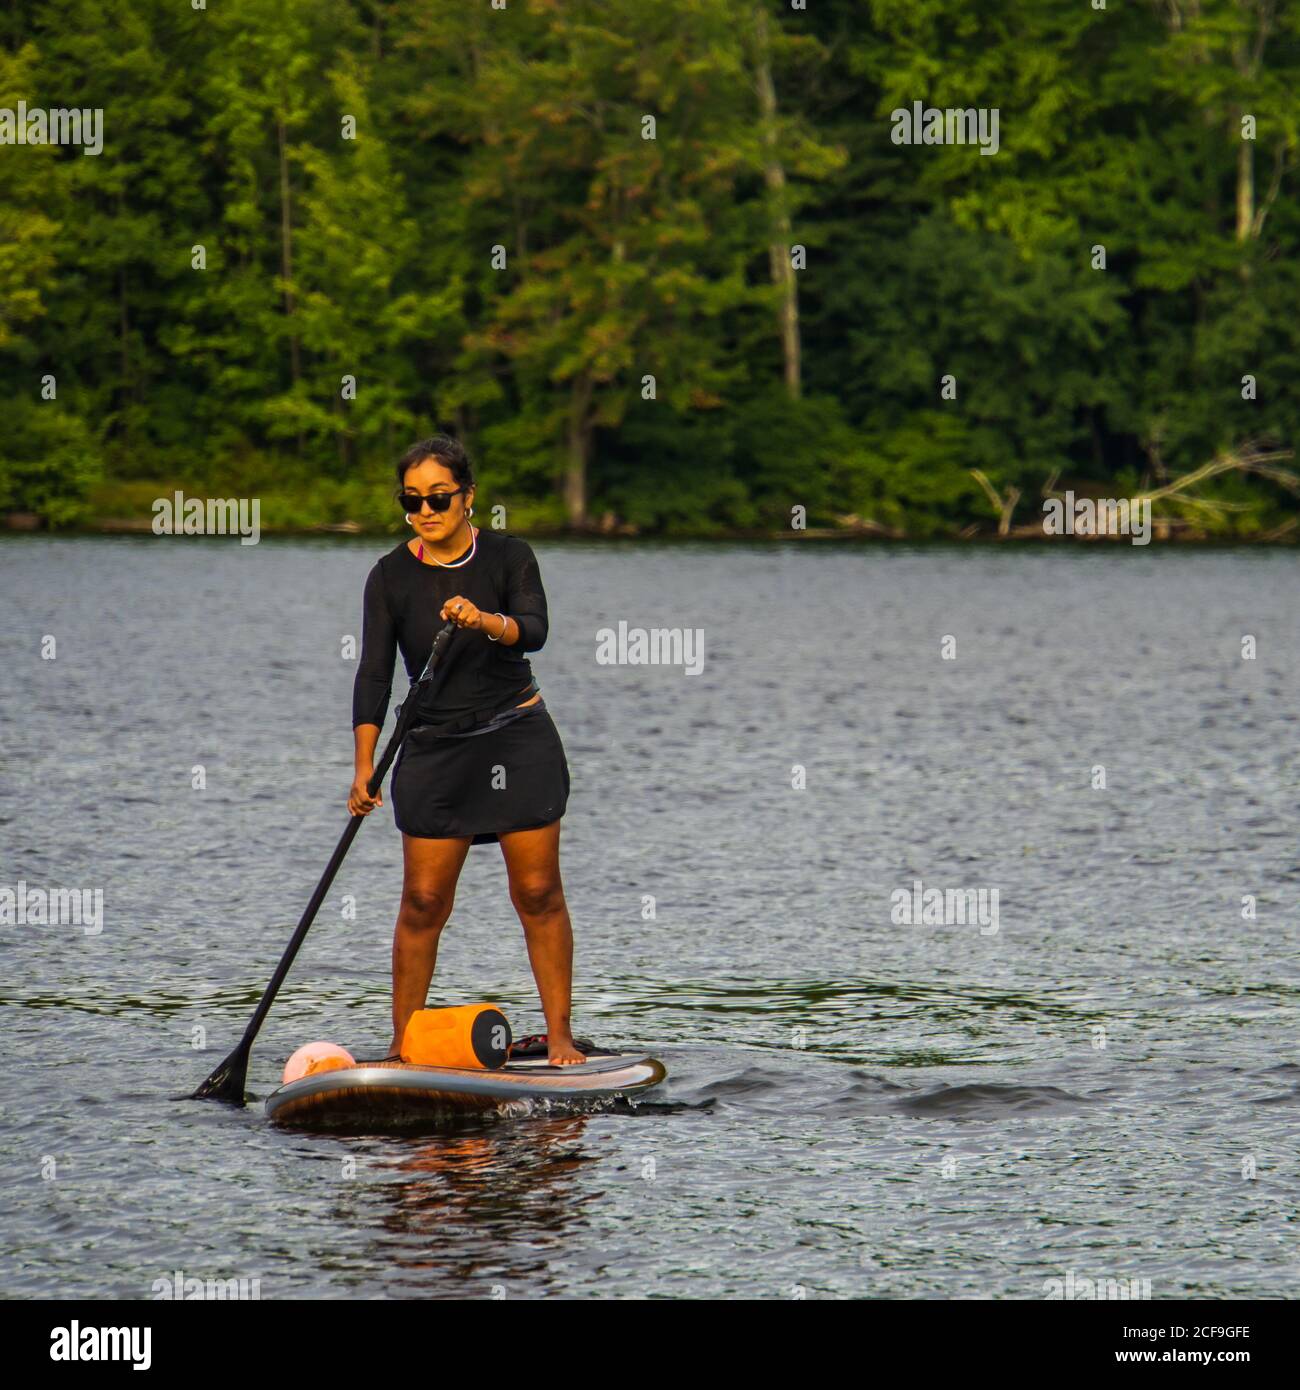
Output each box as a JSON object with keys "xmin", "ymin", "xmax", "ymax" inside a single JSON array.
[{"xmin": 397, "ymin": 487, "xmax": 466, "ymax": 515}]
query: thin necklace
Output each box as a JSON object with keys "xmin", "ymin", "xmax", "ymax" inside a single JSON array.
[{"xmin": 417, "ymin": 525, "xmax": 477, "ymax": 569}]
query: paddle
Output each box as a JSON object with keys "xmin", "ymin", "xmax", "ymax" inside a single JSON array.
[{"xmin": 192, "ymin": 618, "xmax": 458, "ymax": 1104}]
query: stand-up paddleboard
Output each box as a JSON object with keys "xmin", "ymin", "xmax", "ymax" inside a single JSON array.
[{"xmin": 265, "ymin": 1051, "xmax": 667, "ymax": 1130}]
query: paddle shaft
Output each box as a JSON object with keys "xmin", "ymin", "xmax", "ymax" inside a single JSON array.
[
  {"xmin": 222, "ymin": 714, "xmax": 405, "ymax": 1054},
  {"xmin": 192, "ymin": 620, "xmax": 456, "ymax": 1100}
]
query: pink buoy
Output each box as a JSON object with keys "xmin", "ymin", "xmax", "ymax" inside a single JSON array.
[{"xmin": 282, "ymin": 1041, "xmax": 357, "ymax": 1085}]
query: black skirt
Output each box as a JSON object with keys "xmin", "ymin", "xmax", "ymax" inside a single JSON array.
[{"xmin": 391, "ymin": 702, "xmax": 570, "ymax": 843}]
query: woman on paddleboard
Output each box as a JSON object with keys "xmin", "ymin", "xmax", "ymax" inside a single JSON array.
[{"xmin": 348, "ymin": 435, "xmax": 583, "ymax": 1066}]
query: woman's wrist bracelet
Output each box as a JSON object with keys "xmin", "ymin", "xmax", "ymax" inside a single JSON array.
[{"xmin": 486, "ymin": 612, "xmax": 508, "ymax": 642}]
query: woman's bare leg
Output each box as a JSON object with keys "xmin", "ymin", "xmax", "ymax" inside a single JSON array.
[
  {"xmin": 498, "ymin": 821, "xmax": 583, "ymax": 1065},
  {"xmin": 389, "ymin": 833, "xmax": 472, "ymax": 1055}
]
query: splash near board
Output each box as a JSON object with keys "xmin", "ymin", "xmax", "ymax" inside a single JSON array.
[{"xmin": 264, "ymin": 1050, "xmax": 667, "ymax": 1129}]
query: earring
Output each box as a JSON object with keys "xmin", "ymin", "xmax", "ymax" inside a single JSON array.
[{"xmin": 467, "ymin": 506, "xmax": 474, "ymax": 517}]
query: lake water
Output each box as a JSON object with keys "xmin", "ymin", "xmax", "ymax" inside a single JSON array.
[{"xmin": 2, "ymin": 536, "xmax": 1297, "ymax": 1299}]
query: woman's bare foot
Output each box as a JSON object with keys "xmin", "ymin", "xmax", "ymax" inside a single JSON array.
[{"xmin": 547, "ymin": 1031, "xmax": 585, "ymax": 1066}]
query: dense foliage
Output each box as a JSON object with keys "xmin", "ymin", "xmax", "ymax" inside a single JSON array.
[{"xmin": 1, "ymin": 0, "xmax": 1297, "ymax": 536}]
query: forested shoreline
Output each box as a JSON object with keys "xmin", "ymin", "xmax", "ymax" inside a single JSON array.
[{"xmin": 1, "ymin": 0, "xmax": 1297, "ymax": 540}]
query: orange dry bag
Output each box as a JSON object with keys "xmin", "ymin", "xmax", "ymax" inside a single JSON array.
[{"xmin": 400, "ymin": 1003, "xmax": 512, "ymax": 1069}]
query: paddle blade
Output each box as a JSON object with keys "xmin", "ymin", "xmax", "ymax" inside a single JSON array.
[{"xmin": 191, "ymin": 1045, "xmax": 250, "ymax": 1105}]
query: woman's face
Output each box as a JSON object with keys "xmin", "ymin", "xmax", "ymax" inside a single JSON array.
[{"xmin": 402, "ymin": 458, "xmax": 474, "ymax": 545}]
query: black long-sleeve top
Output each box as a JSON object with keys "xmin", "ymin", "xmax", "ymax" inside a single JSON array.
[{"xmin": 351, "ymin": 530, "xmax": 549, "ymax": 729}]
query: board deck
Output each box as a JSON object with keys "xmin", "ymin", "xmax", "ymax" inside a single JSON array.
[{"xmin": 265, "ymin": 1052, "xmax": 666, "ymax": 1129}]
